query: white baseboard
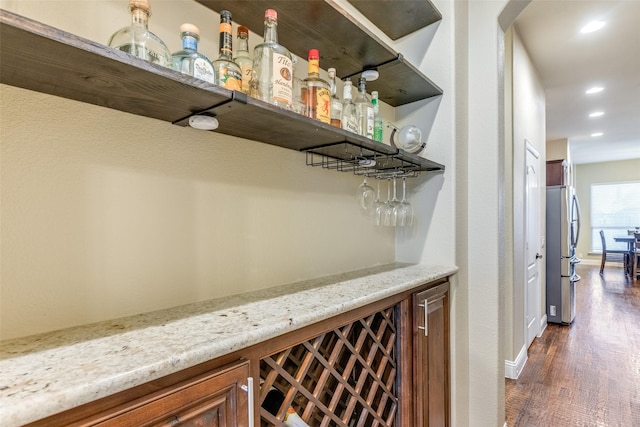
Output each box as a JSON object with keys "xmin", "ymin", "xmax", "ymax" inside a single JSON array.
[
  {"xmin": 504, "ymin": 344, "xmax": 527, "ymax": 379},
  {"xmin": 538, "ymin": 314, "xmax": 547, "ymax": 338}
]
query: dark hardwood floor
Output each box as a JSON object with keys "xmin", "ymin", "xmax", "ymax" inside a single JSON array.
[{"xmin": 505, "ymin": 263, "xmax": 640, "ymax": 427}]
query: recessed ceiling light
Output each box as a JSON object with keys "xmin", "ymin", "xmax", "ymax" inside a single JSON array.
[
  {"xmin": 589, "ymin": 111, "xmax": 605, "ymax": 118},
  {"xmin": 586, "ymin": 86, "xmax": 604, "ymax": 94},
  {"xmin": 581, "ymin": 21, "xmax": 606, "ymax": 33},
  {"xmin": 591, "ymin": 132, "xmax": 604, "ymax": 137}
]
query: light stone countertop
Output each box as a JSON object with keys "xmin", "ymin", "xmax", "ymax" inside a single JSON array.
[{"xmin": 0, "ymin": 263, "xmax": 457, "ymax": 426}]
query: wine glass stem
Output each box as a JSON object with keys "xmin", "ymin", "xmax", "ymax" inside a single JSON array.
[
  {"xmin": 402, "ymin": 177, "xmax": 407, "ymax": 202},
  {"xmin": 392, "ymin": 177, "xmax": 397, "ymax": 200},
  {"xmin": 387, "ymin": 179, "xmax": 391, "ymax": 202}
]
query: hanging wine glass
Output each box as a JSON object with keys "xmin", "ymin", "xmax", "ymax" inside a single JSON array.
[
  {"xmin": 356, "ymin": 176, "xmax": 375, "ymax": 215},
  {"xmin": 373, "ymin": 179, "xmax": 385, "ymax": 226},
  {"xmin": 394, "ymin": 177, "xmax": 413, "ymax": 227},
  {"xmin": 382, "ymin": 177, "xmax": 400, "ymax": 227}
]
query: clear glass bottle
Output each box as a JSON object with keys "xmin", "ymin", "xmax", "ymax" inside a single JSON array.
[
  {"xmin": 108, "ymin": 0, "xmax": 171, "ymax": 67},
  {"xmin": 328, "ymin": 68, "xmax": 342, "ymax": 128},
  {"xmin": 355, "ymin": 77, "xmax": 374, "ymax": 139},
  {"xmin": 233, "ymin": 25, "xmax": 253, "ymax": 94},
  {"xmin": 250, "ymin": 9, "xmax": 293, "ymax": 109},
  {"xmin": 171, "ymin": 23, "xmax": 215, "ymax": 84},
  {"xmin": 372, "ymin": 90, "xmax": 384, "ymax": 142},
  {"xmin": 213, "ymin": 10, "xmax": 243, "ymax": 91},
  {"xmin": 302, "ymin": 49, "xmax": 331, "ymax": 124},
  {"xmin": 341, "ymin": 79, "xmax": 358, "ymax": 134}
]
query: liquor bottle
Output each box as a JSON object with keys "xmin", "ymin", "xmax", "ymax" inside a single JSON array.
[
  {"xmin": 302, "ymin": 49, "xmax": 331, "ymax": 124},
  {"xmin": 341, "ymin": 79, "xmax": 358, "ymax": 134},
  {"xmin": 284, "ymin": 407, "xmax": 311, "ymax": 427},
  {"xmin": 233, "ymin": 26, "xmax": 253, "ymax": 94},
  {"xmin": 251, "ymin": 9, "xmax": 294, "ymax": 109},
  {"xmin": 212, "ymin": 10, "xmax": 243, "ymax": 91},
  {"xmin": 108, "ymin": 0, "xmax": 171, "ymax": 67},
  {"xmin": 372, "ymin": 90, "xmax": 384, "ymax": 142},
  {"xmin": 354, "ymin": 77, "xmax": 374, "ymax": 139},
  {"xmin": 171, "ymin": 23, "xmax": 216, "ymax": 84},
  {"xmin": 328, "ymin": 68, "xmax": 342, "ymax": 128}
]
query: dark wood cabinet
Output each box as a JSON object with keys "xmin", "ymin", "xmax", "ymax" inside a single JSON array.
[
  {"xmin": 27, "ymin": 360, "xmax": 251, "ymax": 427},
  {"xmin": 414, "ymin": 282, "xmax": 450, "ymax": 427},
  {"xmin": 546, "ymin": 159, "xmax": 568, "ymax": 186}
]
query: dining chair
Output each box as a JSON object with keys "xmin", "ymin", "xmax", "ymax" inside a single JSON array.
[
  {"xmin": 634, "ymin": 233, "xmax": 640, "ymax": 281},
  {"xmin": 599, "ymin": 230, "xmax": 628, "ymax": 275}
]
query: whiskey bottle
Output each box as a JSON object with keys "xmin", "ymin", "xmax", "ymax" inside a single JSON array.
[
  {"xmin": 328, "ymin": 68, "xmax": 342, "ymax": 128},
  {"xmin": 233, "ymin": 26, "xmax": 253, "ymax": 94},
  {"xmin": 108, "ymin": 0, "xmax": 171, "ymax": 67},
  {"xmin": 302, "ymin": 49, "xmax": 331, "ymax": 124},
  {"xmin": 372, "ymin": 90, "xmax": 384, "ymax": 142},
  {"xmin": 341, "ymin": 79, "xmax": 358, "ymax": 134},
  {"xmin": 212, "ymin": 10, "xmax": 242, "ymax": 91},
  {"xmin": 251, "ymin": 9, "xmax": 293, "ymax": 109},
  {"xmin": 171, "ymin": 23, "xmax": 215, "ymax": 84},
  {"xmin": 355, "ymin": 77, "xmax": 374, "ymax": 139}
]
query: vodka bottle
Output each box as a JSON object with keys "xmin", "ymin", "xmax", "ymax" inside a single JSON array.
[
  {"xmin": 233, "ymin": 25, "xmax": 253, "ymax": 94},
  {"xmin": 328, "ymin": 68, "xmax": 342, "ymax": 128},
  {"xmin": 355, "ymin": 77, "xmax": 374, "ymax": 139},
  {"xmin": 341, "ymin": 79, "xmax": 358, "ymax": 134},
  {"xmin": 251, "ymin": 9, "xmax": 293, "ymax": 109},
  {"xmin": 108, "ymin": 0, "xmax": 171, "ymax": 67},
  {"xmin": 302, "ymin": 49, "xmax": 331, "ymax": 124},
  {"xmin": 213, "ymin": 10, "xmax": 243, "ymax": 91},
  {"xmin": 372, "ymin": 90, "xmax": 384, "ymax": 142},
  {"xmin": 171, "ymin": 23, "xmax": 215, "ymax": 84}
]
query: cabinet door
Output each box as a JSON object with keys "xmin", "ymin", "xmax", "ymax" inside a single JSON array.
[
  {"xmin": 93, "ymin": 360, "xmax": 251, "ymax": 427},
  {"xmin": 414, "ymin": 283, "xmax": 449, "ymax": 427}
]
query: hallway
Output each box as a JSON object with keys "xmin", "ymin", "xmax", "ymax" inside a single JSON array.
[{"xmin": 505, "ymin": 264, "xmax": 640, "ymax": 426}]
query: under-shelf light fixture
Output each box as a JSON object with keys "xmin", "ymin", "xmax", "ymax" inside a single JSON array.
[
  {"xmin": 591, "ymin": 132, "xmax": 604, "ymax": 137},
  {"xmin": 580, "ymin": 20, "xmax": 606, "ymax": 34},
  {"xmin": 589, "ymin": 111, "xmax": 605, "ymax": 118},
  {"xmin": 586, "ymin": 86, "xmax": 604, "ymax": 94}
]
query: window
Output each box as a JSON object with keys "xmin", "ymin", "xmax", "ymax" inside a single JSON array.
[{"xmin": 591, "ymin": 181, "xmax": 640, "ymax": 252}]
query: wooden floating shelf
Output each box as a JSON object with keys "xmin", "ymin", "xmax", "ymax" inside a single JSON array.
[{"xmin": 0, "ymin": 9, "xmax": 444, "ymax": 175}]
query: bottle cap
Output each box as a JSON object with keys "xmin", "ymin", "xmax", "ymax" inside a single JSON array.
[
  {"xmin": 220, "ymin": 10, "xmax": 232, "ymax": 20},
  {"xmin": 179, "ymin": 23, "xmax": 200, "ymax": 37},
  {"xmin": 129, "ymin": 0, "xmax": 151, "ymax": 14},
  {"xmin": 308, "ymin": 49, "xmax": 320, "ymax": 61},
  {"xmin": 265, "ymin": 9, "xmax": 277, "ymax": 20},
  {"xmin": 372, "ymin": 91, "xmax": 379, "ymax": 98},
  {"xmin": 238, "ymin": 25, "xmax": 249, "ymax": 37},
  {"xmin": 328, "ymin": 67, "xmax": 336, "ymax": 75}
]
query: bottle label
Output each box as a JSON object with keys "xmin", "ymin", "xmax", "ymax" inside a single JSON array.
[
  {"xmin": 219, "ymin": 22, "xmax": 233, "ymax": 55},
  {"xmin": 344, "ymin": 115, "xmax": 358, "ymax": 133},
  {"xmin": 374, "ymin": 121, "xmax": 384, "ymax": 142},
  {"xmin": 240, "ymin": 64, "xmax": 253, "ymax": 94},
  {"xmin": 194, "ymin": 58, "xmax": 215, "ymax": 84},
  {"xmin": 366, "ymin": 106, "xmax": 374, "ymax": 138},
  {"xmin": 272, "ymin": 53, "xmax": 293, "ymax": 107},
  {"xmin": 217, "ymin": 65, "xmax": 242, "ymax": 91},
  {"xmin": 316, "ymin": 87, "xmax": 331, "ymax": 124}
]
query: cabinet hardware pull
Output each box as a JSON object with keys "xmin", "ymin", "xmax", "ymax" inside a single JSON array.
[
  {"xmin": 241, "ymin": 377, "xmax": 255, "ymax": 427},
  {"xmin": 418, "ymin": 302, "xmax": 428, "ymax": 336}
]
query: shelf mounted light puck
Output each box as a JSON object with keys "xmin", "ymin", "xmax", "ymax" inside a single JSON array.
[
  {"xmin": 188, "ymin": 115, "xmax": 219, "ymax": 131},
  {"xmin": 361, "ymin": 69, "xmax": 379, "ymax": 81}
]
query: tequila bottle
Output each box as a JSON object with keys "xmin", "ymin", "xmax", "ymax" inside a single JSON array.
[
  {"xmin": 341, "ymin": 79, "xmax": 358, "ymax": 134},
  {"xmin": 108, "ymin": 0, "xmax": 171, "ymax": 67},
  {"xmin": 355, "ymin": 77, "xmax": 374, "ymax": 139},
  {"xmin": 212, "ymin": 10, "xmax": 242, "ymax": 91},
  {"xmin": 372, "ymin": 91, "xmax": 384, "ymax": 142},
  {"xmin": 233, "ymin": 26, "xmax": 253, "ymax": 94},
  {"xmin": 171, "ymin": 23, "xmax": 215, "ymax": 84},
  {"xmin": 302, "ymin": 49, "xmax": 331, "ymax": 124},
  {"xmin": 328, "ymin": 68, "xmax": 342, "ymax": 128},
  {"xmin": 251, "ymin": 9, "xmax": 293, "ymax": 109}
]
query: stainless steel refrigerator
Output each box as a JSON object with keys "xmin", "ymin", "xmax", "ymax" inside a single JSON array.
[{"xmin": 546, "ymin": 185, "xmax": 581, "ymax": 324}]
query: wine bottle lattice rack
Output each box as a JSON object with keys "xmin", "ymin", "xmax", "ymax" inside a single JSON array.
[{"xmin": 259, "ymin": 306, "xmax": 398, "ymax": 427}]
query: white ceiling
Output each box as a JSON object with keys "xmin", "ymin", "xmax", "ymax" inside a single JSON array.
[{"xmin": 514, "ymin": 0, "xmax": 640, "ymax": 165}]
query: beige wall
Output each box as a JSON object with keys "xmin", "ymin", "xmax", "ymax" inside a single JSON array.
[{"xmin": 574, "ymin": 159, "xmax": 640, "ymax": 262}]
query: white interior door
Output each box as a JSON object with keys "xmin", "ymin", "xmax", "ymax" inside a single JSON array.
[{"xmin": 525, "ymin": 141, "xmax": 541, "ymax": 347}]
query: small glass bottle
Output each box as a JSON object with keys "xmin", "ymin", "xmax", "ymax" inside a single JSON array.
[
  {"xmin": 213, "ymin": 10, "xmax": 243, "ymax": 91},
  {"xmin": 341, "ymin": 79, "xmax": 358, "ymax": 134},
  {"xmin": 302, "ymin": 49, "xmax": 331, "ymax": 124},
  {"xmin": 108, "ymin": 0, "xmax": 171, "ymax": 67},
  {"xmin": 355, "ymin": 77, "xmax": 374, "ymax": 139},
  {"xmin": 328, "ymin": 68, "xmax": 342, "ymax": 128},
  {"xmin": 233, "ymin": 26, "xmax": 253, "ymax": 94},
  {"xmin": 372, "ymin": 91, "xmax": 384, "ymax": 142},
  {"xmin": 251, "ymin": 9, "xmax": 294, "ymax": 109},
  {"xmin": 171, "ymin": 23, "xmax": 215, "ymax": 84}
]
